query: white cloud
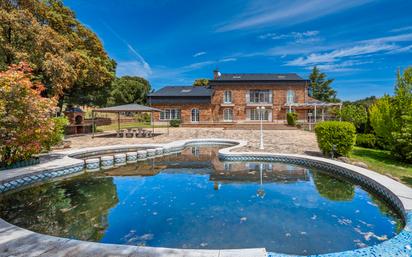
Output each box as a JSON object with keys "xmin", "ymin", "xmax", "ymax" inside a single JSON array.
[
  {"xmin": 388, "ymin": 44, "xmax": 412, "ymax": 54},
  {"xmin": 193, "ymin": 51, "xmax": 207, "ymax": 57},
  {"xmin": 286, "ymin": 43, "xmax": 396, "ymax": 66},
  {"xmin": 362, "ymin": 33, "xmax": 412, "ymax": 44},
  {"xmin": 217, "ymin": 0, "xmax": 371, "ymax": 32},
  {"xmin": 390, "ymin": 26, "xmax": 412, "ymax": 33},
  {"xmin": 125, "ymin": 44, "xmax": 152, "ymax": 76},
  {"xmin": 220, "ymin": 57, "xmax": 237, "ymax": 62},
  {"xmin": 117, "ymin": 61, "xmax": 152, "ymax": 78},
  {"xmin": 101, "ymin": 22, "xmax": 152, "ymax": 78},
  {"xmin": 305, "ymin": 60, "xmax": 372, "ymax": 72},
  {"xmin": 259, "ymin": 30, "xmax": 319, "ymax": 40}
]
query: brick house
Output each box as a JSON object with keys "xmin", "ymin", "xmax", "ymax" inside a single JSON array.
[{"xmin": 148, "ymin": 70, "xmax": 340, "ymax": 126}]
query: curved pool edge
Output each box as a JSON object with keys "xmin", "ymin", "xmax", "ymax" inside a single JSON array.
[{"xmin": 0, "ymin": 138, "xmax": 411, "ymax": 257}]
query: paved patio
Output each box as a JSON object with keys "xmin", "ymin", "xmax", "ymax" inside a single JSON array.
[{"xmin": 65, "ymin": 128, "xmax": 320, "ymax": 155}]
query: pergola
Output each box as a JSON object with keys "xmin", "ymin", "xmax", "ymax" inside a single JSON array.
[
  {"xmin": 91, "ymin": 104, "xmax": 162, "ymax": 138},
  {"xmin": 285, "ymin": 97, "xmax": 343, "ymax": 123}
]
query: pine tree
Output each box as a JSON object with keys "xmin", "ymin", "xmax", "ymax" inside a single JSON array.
[{"xmin": 309, "ymin": 66, "xmax": 337, "ymax": 102}]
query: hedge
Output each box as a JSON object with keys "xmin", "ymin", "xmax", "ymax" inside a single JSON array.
[
  {"xmin": 170, "ymin": 119, "xmax": 181, "ymax": 127},
  {"xmin": 315, "ymin": 121, "xmax": 356, "ymax": 157},
  {"xmin": 287, "ymin": 112, "xmax": 298, "ymax": 126},
  {"xmin": 356, "ymin": 134, "xmax": 376, "ymax": 149}
]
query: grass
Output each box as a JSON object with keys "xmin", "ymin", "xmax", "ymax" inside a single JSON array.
[
  {"xmin": 97, "ymin": 122, "xmax": 168, "ymax": 132},
  {"xmin": 350, "ymin": 146, "xmax": 412, "ymax": 186}
]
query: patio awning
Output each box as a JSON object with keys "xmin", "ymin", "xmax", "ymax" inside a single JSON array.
[
  {"xmin": 284, "ymin": 97, "xmax": 342, "ymax": 108},
  {"xmin": 93, "ymin": 103, "xmax": 162, "ymax": 113}
]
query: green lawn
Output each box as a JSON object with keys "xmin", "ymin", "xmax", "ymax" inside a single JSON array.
[
  {"xmin": 97, "ymin": 122, "xmax": 168, "ymax": 132},
  {"xmin": 350, "ymin": 147, "xmax": 412, "ymax": 186}
]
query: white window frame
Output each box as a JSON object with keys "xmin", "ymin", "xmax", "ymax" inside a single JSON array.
[
  {"xmin": 248, "ymin": 109, "xmax": 270, "ymax": 121},
  {"xmin": 248, "ymin": 90, "xmax": 272, "ymax": 103},
  {"xmin": 223, "ymin": 90, "xmax": 232, "ymax": 103},
  {"xmin": 159, "ymin": 108, "xmax": 181, "ymax": 120},
  {"xmin": 286, "ymin": 90, "xmax": 295, "ymax": 104},
  {"xmin": 191, "ymin": 108, "xmax": 200, "ymax": 123},
  {"xmin": 223, "ymin": 108, "xmax": 233, "ymax": 121}
]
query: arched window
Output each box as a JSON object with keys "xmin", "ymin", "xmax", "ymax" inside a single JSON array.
[
  {"xmin": 286, "ymin": 90, "xmax": 295, "ymax": 104},
  {"xmin": 191, "ymin": 108, "xmax": 200, "ymax": 122},
  {"xmin": 224, "ymin": 90, "xmax": 232, "ymax": 103},
  {"xmin": 223, "ymin": 108, "xmax": 233, "ymax": 121}
]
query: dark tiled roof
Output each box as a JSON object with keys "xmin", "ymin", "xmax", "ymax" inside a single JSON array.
[
  {"xmin": 212, "ymin": 73, "xmax": 305, "ymax": 82},
  {"xmin": 149, "ymin": 97, "xmax": 211, "ymax": 105},
  {"xmin": 149, "ymin": 86, "xmax": 212, "ymax": 97}
]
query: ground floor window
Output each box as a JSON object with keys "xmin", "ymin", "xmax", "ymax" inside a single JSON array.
[
  {"xmin": 247, "ymin": 109, "xmax": 270, "ymax": 120},
  {"xmin": 160, "ymin": 108, "xmax": 181, "ymax": 120},
  {"xmin": 223, "ymin": 108, "xmax": 233, "ymax": 121},
  {"xmin": 191, "ymin": 108, "xmax": 200, "ymax": 122}
]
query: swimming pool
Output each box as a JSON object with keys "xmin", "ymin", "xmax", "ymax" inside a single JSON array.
[{"xmin": 0, "ymin": 146, "xmax": 404, "ymax": 255}]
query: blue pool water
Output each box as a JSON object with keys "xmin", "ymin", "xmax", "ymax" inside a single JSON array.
[{"xmin": 0, "ymin": 146, "xmax": 403, "ymax": 255}]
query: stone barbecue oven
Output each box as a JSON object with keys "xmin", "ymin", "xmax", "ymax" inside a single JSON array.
[{"xmin": 64, "ymin": 107, "xmax": 92, "ymax": 135}]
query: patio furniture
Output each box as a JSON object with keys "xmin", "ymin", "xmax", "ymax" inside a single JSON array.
[
  {"xmin": 91, "ymin": 104, "xmax": 162, "ymax": 138},
  {"xmin": 117, "ymin": 129, "xmax": 128, "ymax": 138},
  {"xmin": 125, "ymin": 129, "xmax": 134, "ymax": 138}
]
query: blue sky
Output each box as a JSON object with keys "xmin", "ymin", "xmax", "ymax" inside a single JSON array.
[{"xmin": 64, "ymin": 0, "xmax": 412, "ymax": 100}]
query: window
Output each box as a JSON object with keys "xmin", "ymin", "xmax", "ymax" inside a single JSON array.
[
  {"xmin": 223, "ymin": 90, "xmax": 232, "ymax": 103},
  {"xmin": 249, "ymin": 90, "xmax": 272, "ymax": 103},
  {"xmin": 248, "ymin": 109, "xmax": 270, "ymax": 120},
  {"xmin": 191, "ymin": 146, "xmax": 200, "ymax": 157},
  {"xmin": 223, "ymin": 108, "xmax": 233, "ymax": 121},
  {"xmin": 286, "ymin": 90, "xmax": 295, "ymax": 104},
  {"xmin": 191, "ymin": 108, "xmax": 200, "ymax": 122},
  {"xmin": 159, "ymin": 109, "xmax": 180, "ymax": 120}
]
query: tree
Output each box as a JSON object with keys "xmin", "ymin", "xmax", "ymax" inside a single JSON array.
[
  {"xmin": 391, "ymin": 68, "xmax": 412, "ymax": 162},
  {"xmin": 369, "ymin": 67, "xmax": 412, "ymax": 162},
  {"xmin": 369, "ymin": 95, "xmax": 394, "ymax": 148},
  {"xmin": 193, "ymin": 78, "xmax": 209, "ymax": 87},
  {"xmin": 0, "ymin": 0, "xmax": 116, "ymax": 106},
  {"xmin": 309, "ymin": 66, "xmax": 337, "ymax": 102},
  {"xmin": 0, "ymin": 62, "xmax": 56, "ymax": 165},
  {"xmin": 339, "ymin": 104, "xmax": 368, "ymax": 131},
  {"xmin": 108, "ymin": 76, "xmax": 151, "ymax": 106}
]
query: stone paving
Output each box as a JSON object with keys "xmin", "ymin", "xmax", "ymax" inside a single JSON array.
[{"xmin": 66, "ymin": 128, "xmax": 320, "ymax": 155}]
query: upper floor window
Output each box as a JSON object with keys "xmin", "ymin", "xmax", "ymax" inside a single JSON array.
[
  {"xmin": 223, "ymin": 90, "xmax": 232, "ymax": 103},
  {"xmin": 160, "ymin": 108, "xmax": 180, "ymax": 120},
  {"xmin": 286, "ymin": 90, "xmax": 295, "ymax": 104},
  {"xmin": 248, "ymin": 90, "xmax": 272, "ymax": 103}
]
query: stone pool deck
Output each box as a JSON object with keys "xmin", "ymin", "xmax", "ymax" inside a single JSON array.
[
  {"xmin": 0, "ymin": 138, "xmax": 411, "ymax": 257},
  {"xmin": 67, "ymin": 128, "xmax": 320, "ymax": 155}
]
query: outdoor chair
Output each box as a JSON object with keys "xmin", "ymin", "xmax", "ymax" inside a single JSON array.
[
  {"xmin": 125, "ymin": 129, "xmax": 134, "ymax": 138},
  {"xmin": 117, "ymin": 129, "xmax": 127, "ymax": 138}
]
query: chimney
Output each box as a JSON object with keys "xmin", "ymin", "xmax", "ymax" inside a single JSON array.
[{"xmin": 213, "ymin": 68, "xmax": 221, "ymax": 79}]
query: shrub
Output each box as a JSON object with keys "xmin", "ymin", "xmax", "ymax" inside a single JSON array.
[
  {"xmin": 43, "ymin": 117, "xmax": 69, "ymax": 150},
  {"xmin": 0, "ymin": 62, "xmax": 56, "ymax": 165},
  {"xmin": 356, "ymin": 134, "xmax": 376, "ymax": 149},
  {"xmin": 338, "ymin": 104, "xmax": 368, "ymax": 132},
  {"xmin": 315, "ymin": 121, "xmax": 356, "ymax": 157},
  {"xmin": 369, "ymin": 96, "xmax": 394, "ymax": 149},
  {"xmin": 170, "ymin": 119, "xmax": 181, "ymax": 127},
  {"xmin": 286, "ymin": 112, "xmax": 298, "ymax": 126}
]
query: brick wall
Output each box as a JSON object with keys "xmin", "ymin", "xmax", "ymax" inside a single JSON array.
[
  {"xmin": 151, "ymin": 103, "xmax": 212, "ymax": 124},
  {"xmin": 211, "ymin": 82, "xmax": 307, "ymax": 122}
]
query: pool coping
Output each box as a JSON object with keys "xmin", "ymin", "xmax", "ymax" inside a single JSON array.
[{"xmin": 0, "ymin": 138, "xmax": 411, "ymax": 257}]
